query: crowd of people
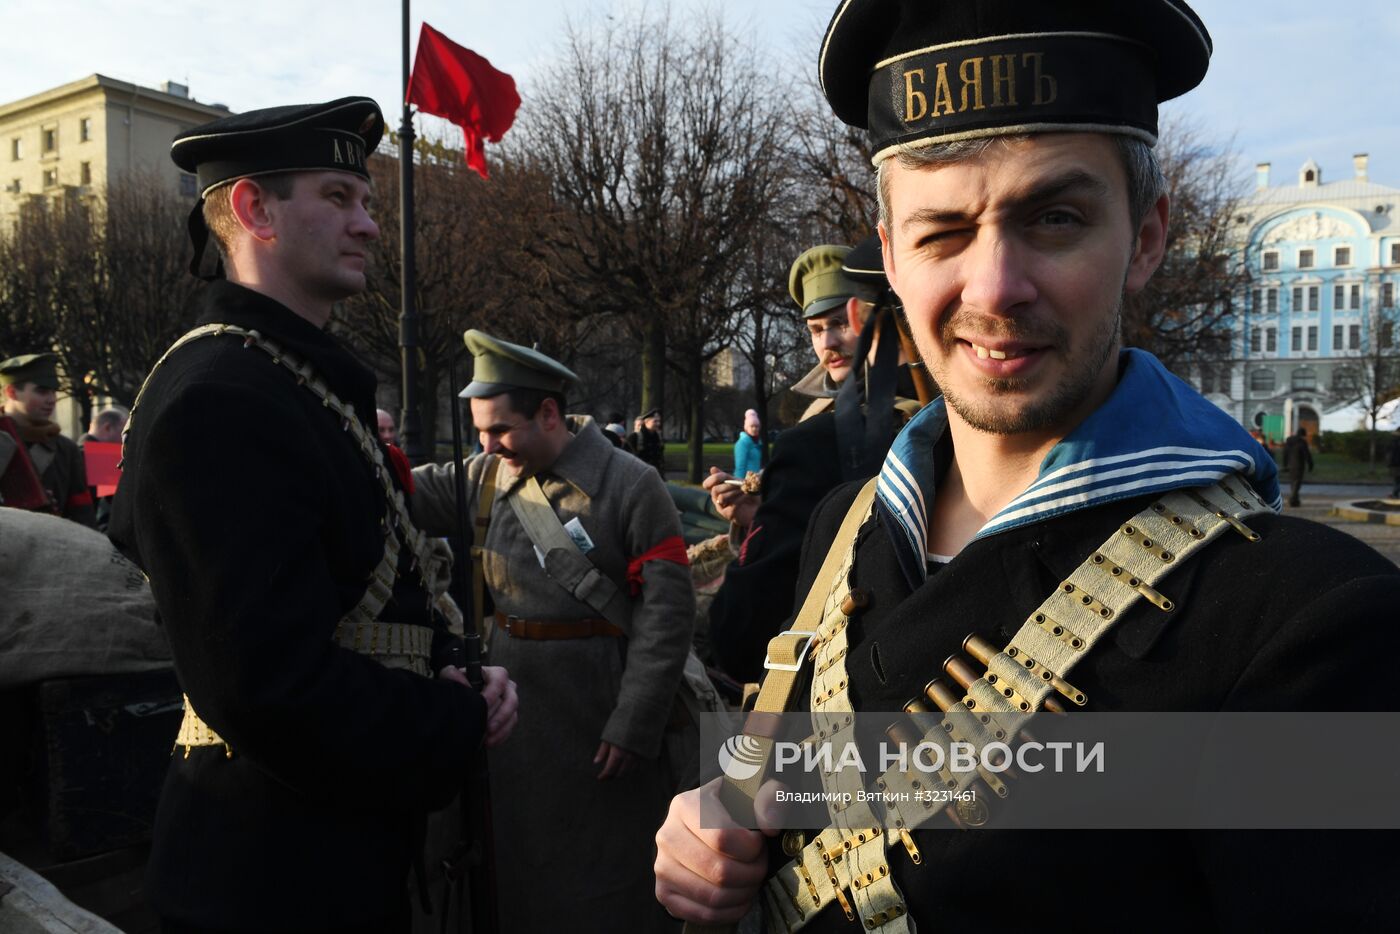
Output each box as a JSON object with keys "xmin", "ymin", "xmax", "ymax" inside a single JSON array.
[{"xmin": 3, "ymin": 1, "xmax": 1400, "ymax": 932}]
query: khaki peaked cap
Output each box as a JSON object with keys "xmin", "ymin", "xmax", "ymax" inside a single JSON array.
[
  {"xmin": 789, "ymin": 245, "xmax": 858, "ymax": 319},
  {"xmin": 459, "ymin": 329, "xmax": 580, "ymax": 399}
]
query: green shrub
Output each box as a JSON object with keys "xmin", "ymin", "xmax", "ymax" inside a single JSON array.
[{"xmin": 1316, "ymin": 430, "xmax": 1391, "ymax": 461}]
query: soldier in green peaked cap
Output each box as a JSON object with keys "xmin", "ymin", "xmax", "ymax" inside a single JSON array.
[
  {"xmin": 411, "ymin": 330, "xmax": 704, "ymax": 932},
  {"xmin": 460, "ymin": 328, "xmax": 580, "ymax": 399},
  {"xmin": 788, "ymin": 245, "xmax": 864, "ymax": 418},
  {"xmin": 1, "ymin": 352, "xmax": 95, "ymax": 526}
]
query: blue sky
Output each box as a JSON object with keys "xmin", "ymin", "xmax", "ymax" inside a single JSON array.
[{"xmin": 2, "ymin": 0, "xmax": 1397, "ymax": 190}]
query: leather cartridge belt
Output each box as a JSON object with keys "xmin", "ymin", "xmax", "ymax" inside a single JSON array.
[{"xmin": 494, "ymin": 611, "xmax": 623, "ymax": 640}]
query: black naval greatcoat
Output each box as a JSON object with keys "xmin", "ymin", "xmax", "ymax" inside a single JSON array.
[
  {"xmin": 110, "ymin": 281, "xmax": 486, "ymax": 931},
  {"xmin": 780, "ymin": 474, "xmax": 1400, "ymax": 931},
  {"xmin": 710, "ymin": 412, "xmax": 846, "ymax": 682}
]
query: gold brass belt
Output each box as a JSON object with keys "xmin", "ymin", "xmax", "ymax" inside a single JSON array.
[{"xmin": 175, "ymin": 620, "xmax": 435, "ymax": 757}]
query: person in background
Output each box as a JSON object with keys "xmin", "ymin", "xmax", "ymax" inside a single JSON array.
[
  {"xmin": 1388, "ymin": 427, "xmax": 1400, "ymax": 498},
  {"xmin": 79, "ymin": 405, "xmax": 129, "ymax": 532},
  {"xmin": 0, "ymin": 353, "xmax": 95, "ymax": 527},
  {"xmin": 635, "ymin": 408, "xmax": 666, "ymax": 476},
  {"xmin": 733, "ymin": 408, "xmax": 762, "ymax": 478},
  {"xmin": 375, "ymin": 407, "xmax": 398, "ymax": 446},
  {"xmin": 1283, "ymin": 427, "xmax": 1314, "ymax": 507}
]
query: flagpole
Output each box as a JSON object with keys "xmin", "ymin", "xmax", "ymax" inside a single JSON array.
[{"xmin": 399, "ymin": 0, "xmax": 425, "ymax": 465}]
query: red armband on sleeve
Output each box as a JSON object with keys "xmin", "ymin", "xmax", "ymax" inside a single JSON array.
[
  {"xmin": 626, "ymin": 535, "xmax": 689, "ymax": 595},
  {"xmin": 386, "ymin": 443, "xmax": 415, "ymax": 495}
]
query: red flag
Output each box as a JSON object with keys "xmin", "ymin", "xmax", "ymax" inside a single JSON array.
[
  {"xmin": 406, "ymin": 23, "xmax": 521, "ymax": 178},
  {"xmin": 82, "ymin": 440, "xmax": 122, "ymax": 497}
]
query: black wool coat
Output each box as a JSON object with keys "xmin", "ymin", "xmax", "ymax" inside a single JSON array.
[
  {"xmin": 109, "ymin": 281, "xmax": 485, "ymax": 931},
  {"xmin": 783, "ymin": 478, "xmax": 1400, "ymax": 932}
]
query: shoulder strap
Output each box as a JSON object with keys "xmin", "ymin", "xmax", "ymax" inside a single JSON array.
[
  {"xmin": 125, "ymin": 323, "xmax": 440, "ymax": 629},
  {"xmin": 758, "ymin": 478, "xmax": 1272, "ymax": 934},
  {"xmin": 507, "ymin": 474, "xmax": 626, "ymax": 630},
  {"xmin": 472, "ymin": 456, "xmax": 501, "ymax": 642},
  {"xmin": 717, "ymin": 478, "xmax": 878, "ymax": 818}
]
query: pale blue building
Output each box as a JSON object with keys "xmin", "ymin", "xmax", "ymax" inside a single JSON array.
[{"xmin": 1200, "ymin": 155, "xmax": 1400, "ymax": 438}]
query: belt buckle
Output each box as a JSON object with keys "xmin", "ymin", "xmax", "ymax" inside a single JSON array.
[
  {"xmin": 503, "ymin": 614, "xmax": 522, "ymax": 635},
  {"xmin": 763, "ymin": 630, "xmax": 815, "ymax": 672}
]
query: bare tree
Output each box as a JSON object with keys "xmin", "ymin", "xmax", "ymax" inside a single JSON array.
[
  {"xmin": 788, "ymin": 74, "xmax": 879, "ymax": 244},
  {"xmin": 0, "ymin": 173, "xmax": 197, "ymax": 417},
  {"xmin": 1122, "ymin": 116, "xmax": 1251, "ymax": 376},
  {"xmin": 1339, "ymin": 301, "xmax": 1400, "ymax": 464},
  {"xmin": 333, "ymin": 146, "xmax": 551, "ymax": 455},
  {"xmin": 510, "ymin": 8, "xmax": 794, "ymax": 480}
]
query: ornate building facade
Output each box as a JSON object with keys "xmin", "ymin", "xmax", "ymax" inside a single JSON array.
[{"xmin": 1201, "ymin": 155, "xmax": 1400, "ymax": 439}]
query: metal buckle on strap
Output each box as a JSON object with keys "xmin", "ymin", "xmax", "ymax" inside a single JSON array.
[
  {"xmin": 502, "ymin": 614, "xmax": 521, "ymax": 635},
  {"xmin": 764, "ymin": 629, "xmax": 816, "ymax": 672}
]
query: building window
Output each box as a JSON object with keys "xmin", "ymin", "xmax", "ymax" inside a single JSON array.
[
  {"xmin": 1392, "ymin": 243, "xmax": 1400, "ymax": 265},
  {"xmin": 1350, "ymin": 284, "xmax": 1361, "ymax": 309},
  {"xmin": 1384, "ymin": 321, "xmax": 1396, "ymax": 349},
  {"xmin": 1335, "ymin": 284, "xmax": 1345, "ymax": 309},
  {"xmin": 1292, "ymin": 286, "xmax": 1302, "ymax": 311},
  {"xmin": 1250, "ymin": 328, "xmax": 1262, "ymax": 353},
  {"xmin": 42, "ymin": 127, "xmax": 56, "ymax": 153},
  {"xmin": 1333, "ymin": 324, "xmax": 1343, "ymax": 349},
  {"xmin": 79, "ymin": 117, "xmax": 91, "ymax": 142},
  {"xmin": 1307, "ymin": 325, "xmax": 1318, "ymax": 351},
  {"xmin": 80, "ymin": 162, "xmax": 91, "ymax": 186},
  {"xmin": 1199, "ymin": 367, "xmax": 1215, "ymax": 394},
  {"xmin": 42, "ymin": 168, "xmax": 58, "ymax": 188},
  {"xmin": 1291, "ymin": 326, "xmax": 1302, "ymax": 352},
  {"xmin": 1309, "ymin": 286, "xmax": 1320, "ymax": 311},
  {"xmin": 1350, "ymin": 324, "xmax": 1361, "ymax": 349},
  {"xmin": 1251, "ymin": 288, "xmax": 1261, "ymax": 311},
  {"xmin": 1292, "ymin": 367, "xmax": 1317, "ymax": 391},
  {"xmin": 1333, "ymin": 367, "xmax": 1358, "ymax": 393},
  {"xmin": 1384, "ymin": 282, "xmax": 1395, "ymax": 309},
  {"xmin": 1335, "ymin": 246, "xmax": 1352, "ymax": 266},
  {"xmin": 1298, "ymin": 248, "xmax": 1314, "ymax": 269},
  {"xmin": 9, "ymin": 138, "xmax": 20, "ymax": 160},
  {"xmin": 1266, "ymin": 288, "xmax": 1278, "ymax": 313},
  {"xmin": 1263, "ymin": 251, "xmax": 1280, "ymax": 271},
  {"xmin": 1250, "ymin": 369, "xmax": 1276, "ymax": 393},
  {"xmin": 1266, "ymin": 327, "xmax": 1277, "ymax": 352}
]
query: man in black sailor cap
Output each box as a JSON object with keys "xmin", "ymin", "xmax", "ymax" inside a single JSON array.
[
  {"xmin": 110, "ymin": 98, "xmax": 516, "ymax": 932},
  {"xmin": 656, "ymin": 2, "xmax": 1400, "ymax": 930}
]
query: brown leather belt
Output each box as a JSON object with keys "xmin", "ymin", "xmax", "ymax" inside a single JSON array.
[{"xmin": 493, "ymin": 611, "xmax": 623, "ymax": 640}]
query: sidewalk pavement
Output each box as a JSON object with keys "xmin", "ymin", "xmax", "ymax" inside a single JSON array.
[{"xmin": 1283, "ymin": 482, "xmax": 1400, "ymax": 567}]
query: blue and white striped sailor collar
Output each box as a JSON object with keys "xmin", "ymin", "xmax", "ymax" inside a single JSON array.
[{"xmin": 875, "ymin": 348, "xmax": 1282, "ymax": 587}]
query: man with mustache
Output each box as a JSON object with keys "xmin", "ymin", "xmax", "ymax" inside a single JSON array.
[
  {"xmin": 657, "ymin": 0, "xmax": 1400, "ymax": 929},
  {"xmin": 788, "ymin": 246, "xmax": 864, "ymax": 421},
  {"xmin": 703, "ymin": 237, "xmax": 918, "ymax": 682},
  {"xmin": 110, "ymin": 97, "xmax": 515, "ymax": 933}
]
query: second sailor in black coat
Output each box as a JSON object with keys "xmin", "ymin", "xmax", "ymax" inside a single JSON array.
[{"xmin": 110, "ymin": 97, "xmax": 517, "ymax": 933}]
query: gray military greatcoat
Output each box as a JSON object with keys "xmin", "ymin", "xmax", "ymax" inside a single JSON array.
[{"xmin": 414, "ymin": 415, "xmax": 694, "ymax": 933}]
